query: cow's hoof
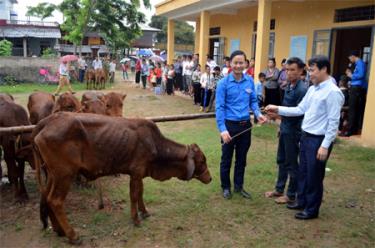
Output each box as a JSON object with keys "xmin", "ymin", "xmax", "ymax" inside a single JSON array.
[
  {"xmin": 15, "ymin": 195, "xmax": 28, "ymax": 205},
  {"xmin": 56, "ymin": 230, "xmax": 65, "ymax": 237},
  {"xmin": 97, "ymin": 203, "xmax": 104, "ymax": 210},
  {"xmin": 140, "ymin": 212, "xmax": 150, "ymax": 219},
  {"xmin": 133, "ymin": 220, "xmax": 141, "ymax": 227},
  {"xmin": 69, "ymin": 237, "xmax": 82, "ymax": 246}
]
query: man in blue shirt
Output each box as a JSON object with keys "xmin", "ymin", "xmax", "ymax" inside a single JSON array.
[
  {"xmin": 265, "ymin": 57, "xmax": 308, "ymax": 204},
  {"xmin": 216, "ymin": 50, "xmax": 267, "ymax": 199},
  {"xmin": 266, "ymin": 55, "xmax": 344, "ymax": 220},
  {"xmin": 344, "ymin": 50, "xmax": 367, "ymax": 137}
]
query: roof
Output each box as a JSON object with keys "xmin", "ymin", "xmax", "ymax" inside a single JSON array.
[{"xmin": 0, "ymin": 26, "xmax": 61, "ymax": 38}]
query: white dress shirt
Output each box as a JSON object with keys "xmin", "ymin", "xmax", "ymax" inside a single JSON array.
[
  {"xmin": 93, "ymin": 59, "xmax": 102, "ymax": 70},
  {"xmin": 278, "ymin": 77, "xmax": 344, "ymax": 149}
]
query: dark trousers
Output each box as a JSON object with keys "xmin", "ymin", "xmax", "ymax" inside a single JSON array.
[
  {"xmin": 200, "ymin": 88, "xmax": 212, "ymax": 107},
  {"xmin": 275, "ymin": 132, "xmax": 301, "ymax": 199},
  {"xmin": 220, "ymin": 120, "xmax": 252, "ymax": 190},
  {"xmin": 174, "ymin": 73, "xmax": 182, "ymax": 90},
  {"xmin": 141, "ymin": 75, "xmax": 147, "ymax": 89},
  {"xmin": 135, "ymin": 71, "xmax": 141, "ymax": 83},
  {"xmin": 348, "ymin": 87, "xmax": 365, "ymax": 134},
  {"xmin": 79, "ymin": 69, "xmax": 85, "ymax": 82},
  {"xmin": 166, "ymin": 78, "xmax": 174, "ymax": 95},
  {"xmin": 297, "ymin": 132, "xmax": 333, "ymax": 216},
  {"xmin": 193, "ymin": 82, "xmax": 201, "ymax": 104}
]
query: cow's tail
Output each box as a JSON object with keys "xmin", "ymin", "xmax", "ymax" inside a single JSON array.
[{"xmin": 32, "ymin": 132, "xmax": 49, "ymax": 229}]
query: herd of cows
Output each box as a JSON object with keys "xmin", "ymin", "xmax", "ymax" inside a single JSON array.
[
  {"xmin": 85, "ymin": 68, "xmax": 108, "ymax": 90},
  {"xmin": 0, "ymin": 91, "xmax": 212, "ymax": 245}
]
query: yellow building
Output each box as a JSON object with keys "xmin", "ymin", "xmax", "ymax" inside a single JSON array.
[{"xmin": 156, "ymin": 0, "xmax": 375, "ymax": 147}]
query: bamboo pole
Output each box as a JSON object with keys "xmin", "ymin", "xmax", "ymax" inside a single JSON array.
[{"xmin": 0, "ymin": 113, "xmax": 216, "ymax": 135}]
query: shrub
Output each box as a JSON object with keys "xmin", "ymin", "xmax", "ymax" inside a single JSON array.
[
  {"xmin": 41, "ymin": 47, "xmax": 56, "ymax": 58},
  {"xmin": 0, "ymin": 40, "xmax": 13, "ymax": 56}
]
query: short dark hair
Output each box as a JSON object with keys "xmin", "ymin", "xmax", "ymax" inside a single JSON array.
[
  {"xmin": 308, "ymin": 55, "xmax": 331, "ymax": 74},
  {"xmin": 245, "ymin": 59, "xmax": 250, "ymax": 64},
  {"xmin": 214, "ymin": 66, "xmax": 221, "ymax": 71},
  {"xmin": 230, "ymin": 50, "xmax": 247, "ymax": 61},
  {"xmin": 258, "ymin": 72, "xmax": 266, "ymax": 78},
  {"xmin": 281, "ymin": 58, "xmax": 287, "ymax": 64},
  {"xmin": 349, "ymin": 50, "xmax": 360, "ymax": 57},
  {"xmin": 286, "ymin": 57, "xmax": 305, "ymax": 69},
  {"xmin": 188, "ymin": 55, "xmax": 192, "ymax": 60},
  {"xmin": 224, "ymin": 56, "xmax": 230, "ymax": 61},
  {"xmin": 205, "ymin": 64, "xmax": 210, "ymax": 70},
  {"xmin": 268, "ymin": 57, "xmax": 276, "ymax": 65}
]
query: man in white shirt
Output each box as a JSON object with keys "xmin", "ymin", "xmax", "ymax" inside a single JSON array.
[
  {"xmin": 78, "ymin": 56, "xmax": 87, "ymax": 82},
  {"xmin": 54, "ymin": 61, "xmax": 74, "ymax": 96},
  {"xmin": 266, "ymin": 55, "xmax": 344, "ymax": 220},
  {"xmin": 93, "ymin": 56, "xmax": 103, "ymax": 71},
  {"xmin": 109, "ymin": 59, "xmax": 116, "ymax": 83},
  {"xmin": 183, "ymin": 55, "xmax": 194, "ymax": 94},
  {"xmin": 206, "ymin": 55, "xmax": 217, "ymax": 73}
]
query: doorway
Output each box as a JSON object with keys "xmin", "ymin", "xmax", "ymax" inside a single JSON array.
[
  {"xmin": 209, "ymin": 37, "xmax": 225, "ymax": 65},
  {"xmin": 331, "ymin": 27, "xmax": 372, "ymax": 80}
]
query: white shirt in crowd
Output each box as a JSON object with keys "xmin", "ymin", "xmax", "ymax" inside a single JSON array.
[
  {"xmin": 200, "ymin": 72, "xmax": 214, "ymax": 89},
  {"xmin": 183, "ymin": 60, "xmax": 194, "ymax": 76},
  {"xmin": 109, "ymin": 62, "xmax": 116, "ymax": 72},
  {"xmin": 78, "ymin": 58, "xmax": 87, "ymax": 70},
  {"xmin": 222, "ymin": 67, "xmax": 230, "ymax": 77},
  {"xmin": 93, "ymin": 59, "xmax": 103, "ymax": 70},
  {"xmin": 206, "ymin": 60, "xmax": 217, "ymax": 73},
  {"xmin": 59, "ymin": 63, "xmax": 68, "ymax": 76}
]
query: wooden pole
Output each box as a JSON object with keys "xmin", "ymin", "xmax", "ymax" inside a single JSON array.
[{"xmin": 0, "ymin": 113, "xmax": 216, "ymax": 135}]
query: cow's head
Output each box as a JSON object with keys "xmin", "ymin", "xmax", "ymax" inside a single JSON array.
[
  {"xmin": 187, "ymin": 143, "xmax": 212, "ymax": 184},
  {"xmin": 0, "ymin": 93, "xmax": 14, "ymax": 102},
  {"xmin": 104, "ymin": 92, "xmax": 126, "ymax": 117},
  {"xmin": 53, "ymin": 92, "xmax": 81, "ymax": 113},
  {"xmin": 81, "ymin": 99, "xmax": 106, "ymax": 115}
]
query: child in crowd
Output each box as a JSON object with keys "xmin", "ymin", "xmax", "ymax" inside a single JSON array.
[
  {"xmin": 206, "ymin": 66, "xmax": 222, "ymax": 112},
  {"xmin": 338, "ymin": 75, "xmax": 350, "ymax": 136},
  {"xmin": 121, "ymin": 61, "xmax": 129, "ymax": 80},
  {"xmin": 199, "ymin": 65, "xmax": 214, "ymax": 112}
]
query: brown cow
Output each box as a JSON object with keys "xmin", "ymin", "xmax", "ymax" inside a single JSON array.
[
  {"xmin": 85, "ymin": 68, "xmax": 96, "ymax": 90},
  {"xmin": 32, "ymin": 112, "xmax": 211, "ymax": 244},
  {"xmin": 28, "ymin": 92, "xmax": 55, "ymax": 124},
  {"xmin": 0, "ymin": 93, "xmax": 14, "ymax": 102},
  {"xmin": 95, "ymin": 69, "xmax": 108, "ymax": 90},
  {"xmin": 0, "ymin": 96, "xmax": 35, "ymax": 202},
  {"xmin": 53, "ymin": 92, "xmax": 81, "ymax": 113},
  {"xmin": 81, "ymin": 91, "xmax": 126, "ymax": 117}
]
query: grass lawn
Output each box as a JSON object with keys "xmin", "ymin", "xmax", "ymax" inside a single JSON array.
[
  {"xmin": 0, "ymin": 82, "xmax": 87, "ymax": 94},
  {"xmin": 0, "ymin": 79, "xmax": 374, "ymax": 247}
]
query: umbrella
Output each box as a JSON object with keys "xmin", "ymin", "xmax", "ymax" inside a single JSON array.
[
  {"xmin": 60, "ymin": 54, "xmax": 78, "ymax": 63},
  {"xmin": 149, "ymin": 55, "xmax": 165, "ymax": 62},
  {"xmin": 120, "ymin": 57, "xmax": 131, "ymax": 63},
  {"xmin": 137, "ymin": 49, "xmax": 154, "ymax": 57}
]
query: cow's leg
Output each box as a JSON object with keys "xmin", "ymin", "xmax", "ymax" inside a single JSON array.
[
  {"xmin": 129, "ymin": 177, "xmax": 141, "ymax": 226},
  {"xmin": 137, "ymin": 180, "xmax": 150, "ymax": 219},
  {"xmin": 17, "ymin": 159, "xmax": 28, "ymax": 201},
  {"xmin": 47, "ymin": 177, "xmax": 81, "ymax": 244},
  {"xmin": 42, "ymin": 175, "xmax": 65, "ymax": 236},
  {"xmin": 4, "ymin": 147, "xmax": 20, "ymax": 201}
]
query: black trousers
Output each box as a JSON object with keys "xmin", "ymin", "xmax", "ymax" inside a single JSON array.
[
  {"xmin": 297, "ymin": 132, "xmax": 333, "ymax": 216},
  {"xmin": 193, "ymin": 82, "xmax": 201, "ymax": 104},
  {"xmin": 265, "ymin": 87, "xmax": 281, "ymax": 106},
  {"xmin": 348, "ymin": 87, "xmax": 365, "ymax": 134},
  {"xmin": 166, "ymin": 78, "xmax": 174, "ymax": 95},
  {"xmin": 135, "ymin": 71, "xmax": 141, "ymax": 83},
  {"xmin": 220, "ymin": 120, "xmax": 252, "ymax": 190},
  {"xmin": 200, "ymin": 88, "xmax": 212, "ymax": 107}
]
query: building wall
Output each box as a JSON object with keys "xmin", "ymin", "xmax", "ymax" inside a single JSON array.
[
  {"xmin": 0, "ymin": 57, "xmax": 59, "ymax": 83},
  {"xmin": 0, "ymin": 0, "xmax": 12, "ymax": 20},
  {"xmin": 205, "ymin": 0, "xmax": 374, "ymax": 64}
]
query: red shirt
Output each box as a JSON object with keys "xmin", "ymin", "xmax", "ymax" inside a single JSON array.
[
  {"xmin": 247, "ymin": 67, "xmax": 254, "ymax": 78},
  {"xmin": 135, "ymin": 60, "xmax": 141, "ymax": 72},
  {"xmin": 155, "ymin": 68, "xmax": 162, "ymax": 78}
]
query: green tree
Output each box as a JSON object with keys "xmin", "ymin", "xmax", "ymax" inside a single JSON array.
[
  {"xmin": 27, "ymin": 0, "xmax": 150, "ymax": 56},
  {"xmin": 149, "ymin": 15, "xmax": 195, "ymax": 45},
  {"xmin": 0, "ymin": 40, "xmax": 13, "ymax": 56}
]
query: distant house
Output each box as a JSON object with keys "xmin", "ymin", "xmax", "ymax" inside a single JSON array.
[
  {"xmin": 0, "ymin": 0, "xmax": 61, "ymax": 57},
  {"xmin": 55, "ymin": 24, "xmax": 160, "ymax": 57}
]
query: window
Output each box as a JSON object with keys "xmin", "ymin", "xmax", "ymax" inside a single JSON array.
[
  {"xmin": 253, "ymin": 19, "xmax": 276, "ymax": 32},
  {"xmin": 334, "ymin": 5, "xmax": 375, "ymax": 23},
  {"xmin": 251, "ymin": 32, "xmax": 275, "ymax": 58},
  {"xmin": 209, "ymin": 27, "xmax": 221, "ymax": 36},
  {"xmin": 312, "ymin": 30, "xmax": 331, "ymax": 57}
]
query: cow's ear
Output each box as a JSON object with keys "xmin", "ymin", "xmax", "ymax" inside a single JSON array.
[
  {"xmin": 122, "ymin": 93, "xmax": 127, "ymax": 101},
  {"xmin": 51, "ymin": 94, "xmax": 56, "ymax": 102},
  {"xmin": 191, "ymin": 143, "xmax": 200, "ymax": 152}
]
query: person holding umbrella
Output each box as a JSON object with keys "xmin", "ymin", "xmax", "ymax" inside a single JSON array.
[{"xmin": 54, "ymin": 56, "xmax": 76, "ymax": 96}]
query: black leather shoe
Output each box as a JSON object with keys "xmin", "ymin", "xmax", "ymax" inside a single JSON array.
[
  {"xmin": 295, "ymin": 211, "xmax": 318, "ymax": 220},
  {"xmin": 223, "ymin": 189, "xmax": 232, "ymax": 199},
  {"xmin": 287, "ymin": 202, "xmax": 304, "ymax": 210},
  {"xmin": 234, "ymin": 188, "xmax": 252, "ymax": 199}
]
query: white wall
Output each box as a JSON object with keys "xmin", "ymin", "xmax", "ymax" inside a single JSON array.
[{"xmin": 0, "ymin": 0, "xmax": 12, "ymax": 20}]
